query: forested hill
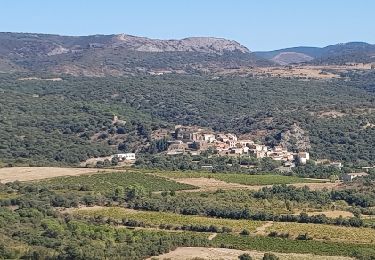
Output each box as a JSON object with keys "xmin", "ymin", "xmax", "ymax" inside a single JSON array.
[
  {"xmin": 0, "ymin": 32, "xmax": 270, "ymax": 76},
  {"xmin": 256, "ymin": 42, "xmax": 375, "ymax": 65},
  {"xmin": 0, "ymin": 72, "xmax": 374, "ymax": 166}
]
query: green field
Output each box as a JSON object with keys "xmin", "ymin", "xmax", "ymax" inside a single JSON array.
[
  {"xmin": 75, "ymin": 207, "xmax": 375, "ymax": 245},
  {"xmin": 40, "ymin": 171, "xmax": 197, "ymax": 193},
  {"xmin": 154, "ymin": 171, "xmax": 326, "ymax": 185},
  {"xmin": 212, "ymin": 234, "xmax": 375, "ymax": 257},
  {"xmin": 75, "ymin": 207, "xmax": 375, "ymax": 257},
  {"xmin": 268, "ymin": 222, "xmax": 375, "ymax": 244},
  {"xmin": 75, "ymin": 207, "xmax": 264, "ymax": 232}
]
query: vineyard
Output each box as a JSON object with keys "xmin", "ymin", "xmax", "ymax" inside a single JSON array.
[
  {"xmin": 268, "ymin": 222, "xmax": 375, "ymax": 244},
  {"xmin": 75, "ymin": 207, "xmax": 264, "ymax": 232},
  {"xmin": 154, "ymin": 171, "xmax": 326, "ymax": 185},
  {"xmin": 1, "ymin": 167, "xmax": 373, "ymax": 259},
  {"xmin": 75, "ymin": 207, "xmax": 375, "ymax": 245},
  {"xmin": 39, "ymin": 171, "xmax": 197, "ymax": 193},
  {"xmin": 212, "ymin": 234, "xmax": 375, "ymax": 257}
]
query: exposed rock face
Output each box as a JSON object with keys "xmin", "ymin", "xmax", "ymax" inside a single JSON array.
[
  {"xmin": 112, "ymin": 34, "xmax": 250, "ymax": 54},
  {"xmin": 0, "ymin": 32, "xmax": 262, "ymax": 76},
  {"xmin": 279, "ymin": 124, "xmax": 311, "ymax": 152},
  {"xmin": 47, "ymin": 46, "xmax": 70, "ymax": 56}
]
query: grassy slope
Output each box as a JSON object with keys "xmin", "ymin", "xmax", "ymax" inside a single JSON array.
[{"xmin": 40, "ymin": 171, "xmax": 197, "ymax": 193}]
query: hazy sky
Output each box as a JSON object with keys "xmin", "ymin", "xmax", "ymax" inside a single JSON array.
[{"xmin": 1, "ymin": 0, "xmax": 374, "ymax": 51}]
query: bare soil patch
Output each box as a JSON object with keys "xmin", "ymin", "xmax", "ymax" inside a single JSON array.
[
  {"xmin": 307, "ymin": 210, "xmax": 354, "ymax": 218},
  {"xmin": 174, "ymin": 177, "xmax": 260, "ymax": 192},
  {"xmin": 148, "ymin": 247, "xmax": 353, "ymax": 260},
  {"xmin": 290, "ymin": 182, "xmax": 340, "ymax": 190},
  {"xmin": 317, "ymin": 110, "xmax": 347, "ymax": 118},
  {"xmin": 173, "ymin": 177, "xmax": 339, "ymax": 192},
  {"xmin": 18, "ymin": 77, "xmax": 62, "ymax": 81},
  {"xmin": 207, "ymin": 233, "xmax": 217, "ymax": 241},
  {"xmin": 0, "ymin": 167, "xmax": 117, "ymax": 183},
  {"xmin": 255, "ymin": 221, "xmax": 274, "ymax": 235},
  {"xmin": 80, "ymin": 156, "xmax": 114, "ymax": 167}
]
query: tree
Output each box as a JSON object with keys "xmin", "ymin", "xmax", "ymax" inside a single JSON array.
[
  {"xmin": 111, "ymin": 156, "xmax": 119, "ymax": 166},
  {"xmin": 329, "ymin": 174, "xmax": 339, "ymax": 183},
  {"xmin": 263, "ymin": 253, "xmax": 279, "ymax": 260},
  {"xmin": 240, "ymin": 229, "xmax": 250, "ymax": 236},
  {"xmin": 190, "ymin": 141, "xmax": 200, "ymax": 151},
  {"xmin": 125, "ymin": 185, "xmax": 147, "ymax": 201},
  {"xmin": 114, "ymin": 186, "xmax": 125, "ymax": 202},
  {"xmin": 239, "ymin": 253, "xmax": 252, "ymax": 260}
]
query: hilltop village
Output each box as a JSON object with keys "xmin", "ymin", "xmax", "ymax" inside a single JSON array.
[{"xmin": 164, "ymin": 125, "xmax": 310, "ymax": 168}]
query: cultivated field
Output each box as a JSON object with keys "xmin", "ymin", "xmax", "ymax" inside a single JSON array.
[
  {"xmin": 75, "ymin": 207, "xmax": 375, "ymax": 245},
  {"xmin": 173, "ymin": 177, "xmax": 260, "ymax": 192},
  {"xmin": 174, "ymin": 177, "xmax": 339, "ymax": 192},
  {"xmin": 306, "ymin": 210, "xmax": 354, "ymax": 218},
  {"xmin": 40, "ymin": 171, "xmax": 197, "ymax": 193},
  {"xmin": 268, "ymin": 222, "xmax": 375, "ymax": 244},
  {"xmin": 75, "ymin": 207, "xmax": 264, "ymax": 232},
  {"xmin": 149, "ymin": 247, "xmax": 354, "ymax": 260},
  {"xmin": 0, "ymin": 167, "xmax": 107, "ymax": 183},
  {"xmin": 154, "ymin": 171, "xmax": 326, "ymax": 184},
  {"xmin": 212, "ymin": 234, "xmax": 374, "ymax": 257},
  {"xmin": 151, "ymin": 171, "xmax": 338, "ymax": 192}
]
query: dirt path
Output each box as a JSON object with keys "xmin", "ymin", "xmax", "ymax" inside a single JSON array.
[
  {"xmin": 208, "ymin": 233, "xmax": 217, "ymax": 240},
  {"xmin": 147, "ymin": 247, "xmax": 353, "ymax": 260},
  {"xmin": 0, "ymin": 167, "xmax": 123, "ymax": 183},
  {"xmin": 255, "ymin": 221, "xmax": 274, "ymax": 235}
]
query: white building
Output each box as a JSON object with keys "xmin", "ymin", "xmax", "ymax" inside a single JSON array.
[
  {"xmin": 228, "ymin": 140, "xmax": 237, "ymax": 148},
  {"xmin": 238, "ymin": 140, "xmax": 254, "ymax": 147},
  {"xmin": 227, "ymin": 133, "xmax": 238, "ymax": 141},
  {"xmin": 116, "ymin": 153, "xmax": 136, "ymax": 161},
  {"xmin": 330, "ymin": 162, "xmax": 343, "ymax": 169},
  {"xmin": 343, "ymin": 172, "xmax": 369, "ymax": 182},
  {"xmin": 298, "ymin": 152, "xmax": 310, "ymax": 164},
  {"xmin": 203, "ymin": 134, "xmax": 216, "ymax": 143}
]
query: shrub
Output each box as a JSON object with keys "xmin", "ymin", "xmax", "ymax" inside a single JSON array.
[
  {"xmin": 296, "ymin": 233, "xmax": 312, "ymax": 241},
  {"xmin": 240, "ymin": 229, "xmax": 250, "ymax": 236},
  {"xmin": 263, "ymin": 253, "xmax": 279, "ymax": 260},
  {"xmin": 238, "ymin": 253, "xmax": 252, "ymax": 260}
]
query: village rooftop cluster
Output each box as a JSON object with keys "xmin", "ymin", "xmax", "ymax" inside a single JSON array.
[{"xmin": 166, "ymin": 125, "xmax": 310, "ymax": 168}]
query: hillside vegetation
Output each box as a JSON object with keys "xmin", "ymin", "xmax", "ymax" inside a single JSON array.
[{"xmin": 0, "ymin": 72, "xmax": 374, "ymax": 165}]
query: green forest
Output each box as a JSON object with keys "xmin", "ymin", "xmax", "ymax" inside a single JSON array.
[{"xmin": 0, "ymin": 71, "xmax": 374, "ymax": 166}]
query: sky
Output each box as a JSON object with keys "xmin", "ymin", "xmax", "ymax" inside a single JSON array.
[{"xmin": 1, "ymin": 0, "xmax": 374, "ymax": 51}]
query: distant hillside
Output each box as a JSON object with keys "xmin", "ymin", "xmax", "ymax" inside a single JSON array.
[
  {"xmin": 1, "ymin": 32, "xmax": 374, "ymax": 74},
  {"xmin": 256, "ymin": 42, "xmax": 375, "ymax": 65},
  {"xmin": 0, "ymin": 32, "xmax": 270, "ymax": 76}
]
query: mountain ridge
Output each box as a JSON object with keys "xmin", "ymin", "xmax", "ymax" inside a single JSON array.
[
  {"xmin": 0, "ymin": 32, "xmax": 374, "ymax": 75},
  {"xmin": 0, "ymin": 32, "xmax": 266, "ymax": 75},
  {"xmin": 256, "ymin": 42, "xmax": 375, "ymax": 65}
]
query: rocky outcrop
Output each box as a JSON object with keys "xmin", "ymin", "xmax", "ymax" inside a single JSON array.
[
  {"xmin": 112, "ymin": 34, "xmax": 250, "ymax": 54},
  {"xmin": 0, "ymin": 32, "xmax": 262, "ymax": 76},
  {"xmin": 279, "ymin": 124, "xmax": 311, "ymax": 152}
]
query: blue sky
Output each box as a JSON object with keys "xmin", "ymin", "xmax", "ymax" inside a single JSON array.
[{"xmin": 1, "ymin": 0, "xmax": 374, "ymax": 51}]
